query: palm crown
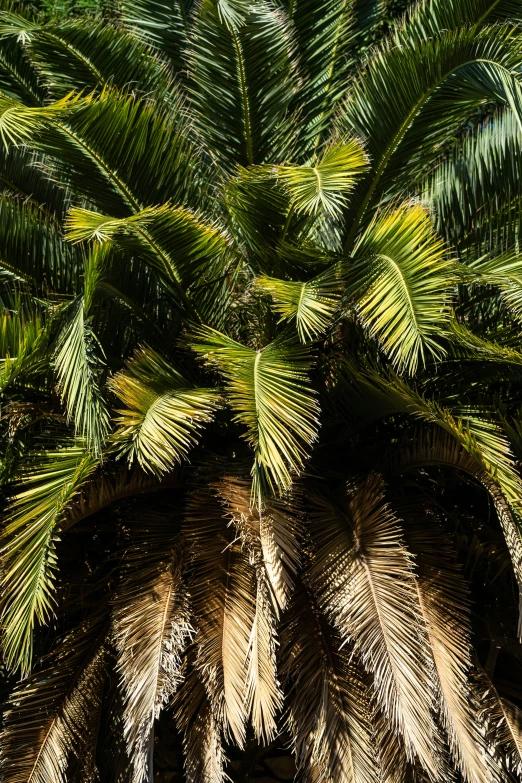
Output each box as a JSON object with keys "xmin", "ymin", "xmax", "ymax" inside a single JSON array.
[{"xmin": 1, "ymin": 0, "xmax": 522, "ymax": 781}]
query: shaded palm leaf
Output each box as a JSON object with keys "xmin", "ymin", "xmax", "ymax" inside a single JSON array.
[
  {"xmin": 280, "ymin": 583, "xmax": 379, "ymax": 783},
  {"xmin": 0, "ymin": 611, "xmax": 109, "ymax": 783}
]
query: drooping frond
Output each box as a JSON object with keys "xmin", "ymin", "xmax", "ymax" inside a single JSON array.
[
  {"xmin": 280, "ymin": 583, "xmax": 379, "ymax": 783},
  {"xmin": 307, "ymin": 477, "xmax": 441, "ymax": 776},
  {"xmin": 187, "ymin": 327, "xmax": 320, "ymax": 504},
  {"xmin": 113, "ymin": 514, "xmax": 193, "ymax": 783},
  {"xmin": 109, "ymin": 346, "xmax": 220, "ymax": 475},
  {"xmin": 403, "ymin": 506, "xmax": 503, "ymax": 783},
  {"xmin": 349, "ymin": 204, "xmax": 455, "ymax": 373},
  {"xmin": 174, "ymin": 667, "xmax": 228, "ymax": 783},
  {"xmin": 215, "ymin": 474, "xmax": 303, "ymax": 614},
  {"xmin": 184, "ymin": 486, "xmax": 255, "ymax": 746},
  {"xmin": 480, "ymin": 670, "xmax": 522, "ymax": 778},
  {"xmin": 0, "ymin": 440, "xmax": 98, "ymax": 672},
  {"xmin": 0, "ymin": 611, "xmax": 109, "ymax": 783}
]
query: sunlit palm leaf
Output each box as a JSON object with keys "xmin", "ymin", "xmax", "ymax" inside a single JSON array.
[
  {"xmin": 0, "ymin": 440, "xmax": 98, "ymax": 672},
  {"xmin": 109, "ymin": 346, "xmax": 220, "ymax": 475},
  {"xmin": 277, "ymin": 139, "xmax": 368, "ymax": 218},
  {"xmin": 256, "ymin": 266, "xmax": 342, "ymax": 342},
  {"xmin": 113, "ymin": 513, "xmax": 193, "ymax": 783},
  {"xmin": 184, "ymin": 486, "xmax": 255, "ymax": 746},
  {"xmin": 349, "ymin": 204, "xmax": 455, "ymax": 373},
  {"xmin": 187, "ymin": 326, "xmax": 319, "ymax": 504}
]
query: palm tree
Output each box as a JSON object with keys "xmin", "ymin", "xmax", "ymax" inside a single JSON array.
[{"xmin": 1, "ymin": 0, "xmax": 522, "ymax": 780}]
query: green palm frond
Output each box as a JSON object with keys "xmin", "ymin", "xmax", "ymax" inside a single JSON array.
[
  {"xmin": 0, "ymin": 295, "xmax": 51, "ymax": 392},
  {"xmin": 65, "ymin": 204, "xmax": 231, "ymax": 319},
  {"xmin": 33, "ymin": 88, "xmax": 204, "ymax": 216},
  {"xmin": 113, "ymin": 512, "xmax": 192, "ymax": 783},
  {"xmin": 187, "ymin": 326, "xmax": 320, "ymax": 504},
  {"xmin": 468, "ymin": 251, "xmax": 522, "ymax": 324},
  {"xmin": 288, "ymin": 0, "xmax": 385, "ymax": 155},
  {"xmin": 0, "ymin": 611, "xmax": 109, "ymax": 783},
  {"xmin": 422, "ymin": 109, "xmax": 522, "ymax": 250},
  {"xmin": 54, "ymin": 303, "xmax": 108, "ymax": 457},
  {"xmin": 340, "ymin": 25, "xmax": 522, "ymax": 245},
  {"xmin": 119, "ymin": 0, "xmax": 192, "ymax": 70},
  {"xmin": 349, "ymin": 204, "xmax": 455, "ymax": 373},
  {"xmin": 256, "ymin": 267, "xmax": 342, "ymax": 342},
  {"xmin": 0, "ymin": 14, "xmax": 173, "ymax": 97},
  {"xmin": 0, "ymin": 90, "xmax": 79, "ymax": 148},
  {"xmin": 109, "ymin": 346, "xmax": 220, "ymax": 474},
  {"xmin": 0, "ymin": 440, "xmax": 98, "ymax": 672},
  {"xmin": 308, "ymin": 477, "xmax": 442, "ymax": 777},
  {"xmin": 277, "ymin": 139, "xmax": 368, "ymax": 218},
  {"xmin": 189, "ymin": 0, "xmax": 299, "ymax": 172},
  {"xmin": 0, "ymin": 14, "xmax": 44, "ymax": 105}
]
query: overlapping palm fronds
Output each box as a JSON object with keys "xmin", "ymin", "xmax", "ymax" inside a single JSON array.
[{"xmin": 0, "ymin": 0, "xmax": 522, "ymax": 780}]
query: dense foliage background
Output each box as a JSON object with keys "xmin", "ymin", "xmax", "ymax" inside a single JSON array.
[{"xmin": 0, "ymin": 0, "xmax": 522, "ymax": 782}]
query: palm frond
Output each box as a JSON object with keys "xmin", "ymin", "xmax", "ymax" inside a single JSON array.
[
  {"xmin": 349, "ymin": 204, "xmax": 455, "ymax": 373},
  {"xmin": 215, "ymin": 475, "xmax": 303, "ymax": 614},
  {"xmin": 288, "ymin": 0, "xmax": 385, "ymax": 155},
  {"xmin": 256, "ymin": 266, "xmax": 342, "ymax": 342},
  {"xmin": 277, "ymin": 139, "xmax": 368, "ymax": 218},
  {"xmin": 54, "ymin": 295, "xmax": 109, "ymax": 457},
  {"xmin": 480, "ymin": 670, "xmax": 522, "ymax": 777},
  {"xmin": 113, "ymin": 515, "xmax": 193, "ymax": 783},
  {"xmin": 187, "ymin": 326, "xmax": 319, "ymax": 505},
  {"xmin": 340, "ymin": 25, "xmax": 522, "ymax": 246},
  {"xmin": 0, "ymin": 611, "xmax": 109, "ymax": 783},
  {"xmin": 280, "ymin": 583, "xmax": 379, "ymax": 783},
  {"xmin": 403, "ymin": 506, "xmax": 503, "ymax": 783},
  {"xmin": 34, "ymin": 88, "xmax": 206, "ymax": 216},
  {"xmin": 188, "ymin": 0, "xmax": 299, "ymax": 172},
  {"xmin": 468, "ymin": 251, "xmax": 522, "ymax": 325},
  {"xmin": 109, "ymin": 346, "xmax": 220, "ymax": 475},
  {"xmin": 307, "ymin": 477, "xmax": 441, "ymax": 777},
  {"xmin": 184, "ymin": 486, "xmax": 255, "ymax": 746},
  {"xmin": 174, "ymin": 666, "xmax": 228, "ymax": 783},
  {"xmin": 119, "ymin": 0, "xmax": 192, "ymax": 71},
  {"xmin": 65, "ymin": 203, "xmax": 231, "ymax": 319},
  {"xmin": 0, "ymin": 439, "xmax": 98, "ymax": 672},
  {"xmin": 0, "ymin": 14, "xmax": 173, "ymax": 96}
]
